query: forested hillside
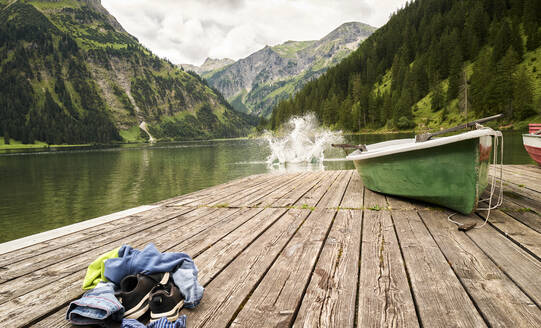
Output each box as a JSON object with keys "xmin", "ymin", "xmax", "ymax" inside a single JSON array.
[
  {"xmin": 0, "ymin": 0, "xmax": 255, "ymax": 145},
  {"xmin": 270, "ymin": 0, "xmax": 541, "ymax": 131}
]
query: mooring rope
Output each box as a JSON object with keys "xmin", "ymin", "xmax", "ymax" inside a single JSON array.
[{"xmin": 448, "ymin": 129, "xmax": 504, "ymax": 229}]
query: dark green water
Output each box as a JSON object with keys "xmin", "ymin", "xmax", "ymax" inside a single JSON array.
[{"xmin": 0, "ymin": 131, "xmax": 534, "ymax": 242}]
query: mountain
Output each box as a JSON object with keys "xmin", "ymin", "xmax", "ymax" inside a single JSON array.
[
  {"xmin": 270, "ymin": 0, "xmax": 541, "ymax": 132},
  {"xmin": 181, "ymin": 57, "xmax": 235, "ymax": 76},
  {"xmin": 196, "ymin": 22, "xmax": 376, "ymax": 118},
  {"xmin": 0, "ymin": 0, "xmax": 255, "ymax": 145}
]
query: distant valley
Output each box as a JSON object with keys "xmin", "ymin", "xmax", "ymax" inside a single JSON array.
[{"xmin": 181, "ymin": 22, "xmax": 376, "ymax": 118}]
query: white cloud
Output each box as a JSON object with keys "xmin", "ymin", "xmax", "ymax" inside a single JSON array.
[{"xmin": 102, "ymin": 0, "xmax": 408, "ymax": 65}]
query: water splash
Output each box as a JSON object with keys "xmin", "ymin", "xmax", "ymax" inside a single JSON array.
[{"xmin": 264, "ymin": 113, "xmax": 344, "ymax": 165}]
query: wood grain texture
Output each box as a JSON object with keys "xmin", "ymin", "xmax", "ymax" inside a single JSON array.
[
  {"xmin": 363, "ymin": 188, "xmax": 388, "ymax": 210},
  {"xmin": 488, "ymin": 184, "xmax": 541, "ymax": 214},
  {"xmin": 168, "ymin": 173, "xmax": 271, "ymax": 206},
  {"xmin": 466, "ymin": 220, "xmax": 541, "ymax": 307},
  {"xmin": 230, "ymin": 172, "xmax": 351, "ymax": 327},
  {"xmin": 228, "ymin": 172, "xmax": 310, "ymax": 207},
  {"xmin": 247, "ymin": 172, "xmax": 315, "ymax": 207},
  {"xmin": 293, "ymin": 170, "xmax": 342, "ymax": 207},
  {"xmin": 272, "ymin": 171, "xmax": 331, "ymax": 207},
  {"xmin": 491, "ymin": 197, "xmax": 541, "ymax": 234},
  {"xmin": 183, "ymin": 209, "xmax": 311, "ymax": 328},
  {"xmin": 496, "ymin": 166, "xmax": 541, "ymax": 192},
  {"xmin": 230, "ymin": 208, "xmax": 337, "ymax": 328},
  {"xmin": 6, "ymin": 167, "xmax": 541, "ymax": 327},
  {"xmin": 358, "ymin": 210, "xmax": 419, "ymax": 328},
  {"xmin": 339, "ymin": 171, "xmax": 363, "ymax": 209},
  {"xmin": 0, "ymin": 206, "xmax": 196, "ymax": 283},
  {"xmin": 163, "ymin": 173, "xmax": 265, "ymax": 203},
  {"xmin": 420, "ymin": 210, "xmax": 541, "ymax": 327},
  {"xmin": 293, "ymin": 210, "xmax": 362, "ymax": 328},
  {"xmin": 31, "ymin": 206, "xmax": 275, "ymax": 328},
  {"xmin": 476, "ymin": 209, "xmax": 541, "ymax": 259},
  {"xmin": 503, "ymin": 165, "xmax": 541, "ymax": 179},
  {"xmin": 392, "ymin": 210, "xmax": 486, "ymax": 327}
]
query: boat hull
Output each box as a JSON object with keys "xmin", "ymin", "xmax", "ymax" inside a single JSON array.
[
  {"xmin": 352, "ymin": 137, "xmax": 492, "ymax": 214},
  {"xmin": 523, "ymin": 134, "xmax": 541, "ymax": 165}
]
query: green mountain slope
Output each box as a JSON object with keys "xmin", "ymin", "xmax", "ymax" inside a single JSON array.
[
  {"xmin": 199, "ymin": 22, "xmax": 376, "ymax": 118},
  {"xmin": 0, "ymin": 0, "xmax": 255, "ymax": 145},
  {"xmin": 270, "ymin": 0, "xmax": 541, "ymax": 131}
]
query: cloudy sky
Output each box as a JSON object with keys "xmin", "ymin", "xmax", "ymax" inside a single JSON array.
[{"xmin": 102, "ymin": 0, "xmax": 408, "ymax": 66}]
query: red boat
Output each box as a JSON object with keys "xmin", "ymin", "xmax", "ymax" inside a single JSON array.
[{"xmin": 523, "ymin": 123, "xmax": 541, "ymax": 165}]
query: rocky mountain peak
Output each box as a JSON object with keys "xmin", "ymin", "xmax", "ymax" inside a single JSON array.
[{"xmin": 204, "ymin": 21, "xmax": 377, "ymax": 117}]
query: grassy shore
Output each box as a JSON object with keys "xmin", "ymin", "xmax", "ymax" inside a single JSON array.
[{"xmin": 0, "ymin": 139, "xmax": 93, "ymax": 150}]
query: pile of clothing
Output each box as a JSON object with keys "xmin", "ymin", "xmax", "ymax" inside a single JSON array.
[{"xmin": 66, "ymin": 243, "xmax": 204, "ymax": 327}]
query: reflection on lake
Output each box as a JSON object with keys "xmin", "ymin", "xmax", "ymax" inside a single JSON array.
[{"xmin": 0, "ymin": 131, "xmax": 534, "ymax": 242}]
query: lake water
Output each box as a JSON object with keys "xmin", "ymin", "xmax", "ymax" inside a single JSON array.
[{"xmin": 0, "ymin": 131, "xmax": 534, "ymax": 242}]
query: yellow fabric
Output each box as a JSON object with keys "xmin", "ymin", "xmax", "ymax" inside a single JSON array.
[{"xmin": 82, "ymin": 247, "xmax": 120, "ymax": 290}]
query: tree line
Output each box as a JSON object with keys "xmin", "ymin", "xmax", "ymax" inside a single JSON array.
[{"xmin": 270, "ymin": 0, "xmax": 540, "ymax": 131}]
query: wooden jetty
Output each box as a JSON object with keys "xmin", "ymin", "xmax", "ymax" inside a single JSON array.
[{"xmin": 0, "ymin": 165, "xmax": 540, "ymax": 327}]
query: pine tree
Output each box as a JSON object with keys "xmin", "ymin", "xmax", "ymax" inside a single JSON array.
[
  {"xmin": 471, "ymin": 49, "xmax": 494, "ymax": 116},
  {"xmin": 494, "ymin": 48, "xmax": 519, "ymax": 117},
  {"xmin": 447, "ymin": 46, "xmax": 463, "ymax": 101},
  {"xmin": 513, "ymin": 66, "xmax": 536, "ymax": 120},
  {"xmin": 431, "ymin": 82, "xmax": 444, "ymax": 112},
  {"xmin": 491, "ymin": 21, "xmax": 512, "ymax": 64},
  {"xmin": 458, "ymin": 69, "xmax": 470, "ymax": 118}
]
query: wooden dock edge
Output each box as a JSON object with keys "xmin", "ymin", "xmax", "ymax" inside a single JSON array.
[{"xmin": 0, "ymin": 205, "xmax": 159, "ymax": 255}]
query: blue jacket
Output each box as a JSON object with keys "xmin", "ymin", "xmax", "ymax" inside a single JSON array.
[{"xmin": 104, "ymin": 243, "xmax": 204, "ymax": 308}]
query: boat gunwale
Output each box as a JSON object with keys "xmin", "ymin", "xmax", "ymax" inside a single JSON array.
[{"xmin": 347, "ymin": 129, "xmax": 501, "ymax": 161}]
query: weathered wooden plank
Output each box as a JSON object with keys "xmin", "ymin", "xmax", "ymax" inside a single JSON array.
[
  {"xmin": 182, "ymin": 209, "xmax": 311, "ymax": 328},
  {"xmin": 293, "ymin": 170, "xmax": 342, "ymax": 208},
  {"xmin": 158, "ymin": 173, "xmax": 268, "ymax": 206},
  {"xmin": 420, "ymin": 210, "xmax": 541, "ymax": 327},
  {"xmin": 385, "ymin": 194, "xmax": 425, "ymax": 210},
  {"xmin": 358, "ymin": 210, "xmax": 419, "ymax": 328},
  {"xmin": 508, "ymin": 164, "xmax": 541, "ymax": 177},
  {"xmin": 230, "ymin": 208, "xmax": 337, "ymax": 328},
  {"xmin": 247, "ymin": 172, "xmax": 316, "ymax": 207},
  {"xmin": 498, "ymin": 179, "xmax": 541, "ymax": 203},
  {"xmin": 500, "ymin": 165, "xmax": 541, "ymax": 185},
  {"xmin": 0, "ymin": 205, "xmax": 198, "ymax": 284},
  {"xmin": 491, "ymin": 197, "xmax": 541, "ymax": 234},
  {"xmin": 30, "ymin": 206, "xmax": 281, "ymax": 328},
  {"xmin": 476, "ymin": 209, "xmax": 541, "ymax": 259},
  {"xmin": 30, "ymin": 172, "xmax": 333, "ymax": 327},
  {"xmin": 392, "ymin": 210, "xmax": 486, "ymax": 327},
  {"xmin": 0, "ymin": 212, "xmax": 143, "ymax": 266},
  {"xmin": 206, "ymin": 173, "xmax": 299, "ymax": 207},
  {"xmin": 271, "ymin": 171, "xmax": 331, "ymax": 207},
  {"xmin": 0, "ymin": 207, "xmax": 251, "ymax": 325},
  {"xmin": 363, "ymin": 188, "xmax": 388, "ymax": 210},
  {"xmin": 227, "ymin": 172, "xmax": 352, "ymax": 327},
  {"xmin": 292, "ymin": 209, "xmax": 362, "ymax": 327},
  {"xmin": 317, "ymin": 170, "xmax": 352, "ymax": 209},
  {"xmin": 228, "ymin": 172, "xmax": 310, "ymax": 207},
  {"xmin": 488, "ymin": 183, "xmax": 541, "ymax": 214},
  {"xmin": 190, "ymin": 207, "xmax": 290, "ymax": 283},
  {"xmin": 339, "ymin": 171, "xmax": 363, "ymax": 209},
  {"xmin": 464, "ymin": 217, "xmax": 541, "ymax": 307},
  {"xmin": 489, "ymin": 172, "xmax": 541, "ymax": 200},
  {"xmin": 0, "ymin": 206, "xmax": 224, "ymax": 303},
  {"xmin": 175, "ymin": 172, "xmax": 289, "ymax": 206}
]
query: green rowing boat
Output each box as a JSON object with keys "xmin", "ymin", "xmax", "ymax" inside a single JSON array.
[{"xmin": 346, "ymin": 128, "xmax": 502, "ymax": 214}]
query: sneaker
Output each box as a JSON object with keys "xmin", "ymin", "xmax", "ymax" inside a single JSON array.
[
  {"xmin": 119, "ymin": 272, "xmax": 170, "ymax": 319},
  {"xmin": 149, "ymin": 281, "xmax": 184, "ymax": 322}
]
